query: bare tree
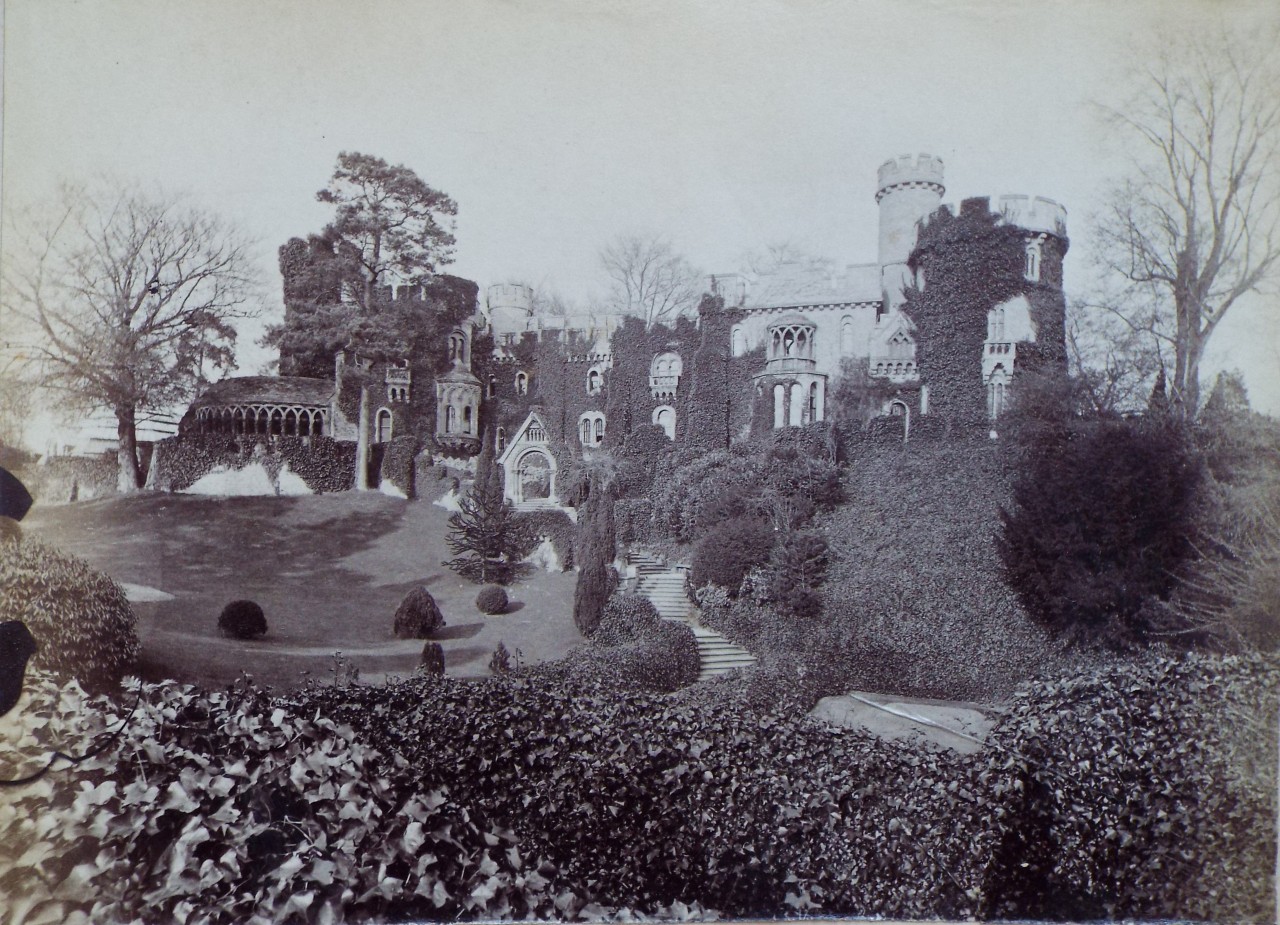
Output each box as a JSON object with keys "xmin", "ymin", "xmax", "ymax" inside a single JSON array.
[
  {"xmin": 599, "ymin": 234, "xmax": 701, "ymax": 327},
  {"xmin": 4, "ymin": 183, "xmax": 258, "ymax": 491},
  {"xmin": 1066, "ymin": 300, "xmax": 1165, "ymax": 416},
  {"xmin": 1092, "ymin": 25, "xmax": 1280, "ymax": 415}
]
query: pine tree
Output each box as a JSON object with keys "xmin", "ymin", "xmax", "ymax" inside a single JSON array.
[{"xmin": 444, "ymin": 431, "xmax": 532, "ymax": 583}]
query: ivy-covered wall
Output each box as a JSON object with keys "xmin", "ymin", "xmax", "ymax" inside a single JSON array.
[
  {"xmin": 151, "ymin": 434, "xmax": 356, "ymax": 493},
  {"xmin": 602, "ymin": 316, "xmax": 700, "ymax": 450},
  {"xmin": 906, "ymin": 198, "xmax": 1033, "ymax": 430}
]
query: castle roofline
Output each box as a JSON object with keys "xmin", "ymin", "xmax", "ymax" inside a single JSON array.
[{"xmin": 191, "ymin": 376, "xmax": 334, "ymax": 408}]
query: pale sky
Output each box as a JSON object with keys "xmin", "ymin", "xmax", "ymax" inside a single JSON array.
[{"xmin": 4, "ymin": 0, "xmax": 1279, "ymax": 416}]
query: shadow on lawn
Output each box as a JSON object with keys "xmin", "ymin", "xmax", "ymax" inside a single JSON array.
[{"xmin": 433, "ymin": 622, "xmax": 484, "ymax": 641}]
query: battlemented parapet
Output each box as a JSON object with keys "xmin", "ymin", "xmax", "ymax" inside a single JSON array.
[
  {"xmin": 875, "ymin": 153, "xmax": 946, "ymax": 202},
  {"xmin": 995, "ymin": 195, "xmax": 1068, "ymax": 240}
]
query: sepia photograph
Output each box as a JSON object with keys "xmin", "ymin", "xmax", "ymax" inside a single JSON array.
[{"xmin": 1, "ymin": 0, "xmax": 1278, "ymax": 921}]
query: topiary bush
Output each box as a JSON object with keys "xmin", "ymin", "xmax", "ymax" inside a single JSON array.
[
  {"xmin": 0, "ymin": 537, "xmax": 138, "ymax": 693},
  {"xmin": 420, "ymin": 641, "xmax": 446, "ymax": 676},
  {"xmin": 476, "ymin": 584, "xmax": 508, "ymax": 615},
  {"xmin": 218, "ymin": 599, "xmax": 267, "ymax": 640},
  {"xmin": 393, "ymin": 586, "xmax": 445, "ymax": 638}
]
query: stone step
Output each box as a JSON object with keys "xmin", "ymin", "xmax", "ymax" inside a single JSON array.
[{"xmin": 630, "ymin": 557, "xmax": 755, "ymax": 680}]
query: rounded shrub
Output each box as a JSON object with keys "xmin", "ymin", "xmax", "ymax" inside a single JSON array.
[
  {"xmin": 0, "ymin": 537, "xmax": 138, "ymax": 692},
  {"xmin": 475, "ymin": 585, "xmax": 508, "ymax": 615},
  {"xmin": 394, "ymin": 586, "xmax": 445, "ymax": 639},
  {"xmin": 218, "ymin": 600, "xmax": 267, "ymax": 640}
]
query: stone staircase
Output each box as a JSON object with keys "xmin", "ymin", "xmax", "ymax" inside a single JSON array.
[{"xmin": 629, "ymin": 554, "xmax": 758, "ymax": 682}]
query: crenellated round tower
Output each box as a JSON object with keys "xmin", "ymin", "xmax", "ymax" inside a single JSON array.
[
  {"xmin": 876, "ymin": 153, "xmax": 946, "ymax": 310},
  {"xmin": 486, "ymin": 283, "xmax": 534, "ymax": 341}
]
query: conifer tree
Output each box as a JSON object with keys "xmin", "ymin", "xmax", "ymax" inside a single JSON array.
[
  {"xmin": 444, "ymin": 431, "xmax": 531, "ymax": 583},
  {"xmin": 572, "ymin": 471, "xmax": 617, "ymax": 637}
]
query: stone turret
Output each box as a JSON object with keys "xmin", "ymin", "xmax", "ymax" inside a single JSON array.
[
  {"xmin": 876, "ymin": 154, "xmax": 946, "ymax": 311},
  {"xmin": 487, "ymin": 283, "xmax": 534, "ymax": 343}
]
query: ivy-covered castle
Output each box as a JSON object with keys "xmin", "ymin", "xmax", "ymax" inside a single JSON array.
[{"xmin": 172, "ymin": 154, "xmax": 1068, "ymax": 504}]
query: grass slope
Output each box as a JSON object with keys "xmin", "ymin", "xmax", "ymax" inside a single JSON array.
[{"xmin": 22, "ymin": 489, "xmax": 581, "ymax": 689}]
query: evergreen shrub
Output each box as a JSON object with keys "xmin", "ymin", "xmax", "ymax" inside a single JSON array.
[
  {"xmin": 690, "ymin": 517, "xmax": 775, "ymax": 594},
  {"xmin": 475, "ymin": 584, "xmax": 508, "ymax": 615},
  {"xmin": 393, "ymin": 586, "xmax": 445, "ymax": 638},
  {"xmin": 420, "ymin": 641, "xmax": 446, "ymax": 675},
  {"xmin": 999, "ymin": 419, "xmax": 1203, "ymax": 648},
  {"xmin": 0, "ymin": 537, "xmax": 138, "ymax": 692},
  {"xmin": 218, "ymin": 600, "xmax": 267, "ymax": 640}
]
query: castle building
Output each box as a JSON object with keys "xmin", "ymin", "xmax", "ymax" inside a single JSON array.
[{"xmin": 176, "ymin": 154, "xmax": 1068, "ymax": 505}]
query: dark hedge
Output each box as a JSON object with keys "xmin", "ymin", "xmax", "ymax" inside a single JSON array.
[{"xmin": 153, "ymin": 434, "xmax": 355, "ymax": 493}]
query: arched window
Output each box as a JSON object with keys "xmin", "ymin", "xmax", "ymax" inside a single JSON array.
[
  {"xmin": 312, "ymin": 412, "xmax": 325, "ymax": 437},
  {"xmin": 580, "ymin": 417, "xmax": 592, "ymax": 445},
  {"xmin": 587, "ymin": 369, "xmax": 601, "ymax": 395},
  {"xmin": 496, "ymin": 427, "xmax": 506, "ymax": 453},
  {"xmin": 987, "ymin": 366, "xmax": 1010, "ymax": 419},
  {"xmin": 990, "ymin": 307, "xmax": 1006, "ymax": 341},
  {"xmin": 445, "ymin": 405, "xmax": 456, "ymax": 434},
  {"xmin": 841, "ymin": 317, "xmax": 855, "ymax": 355},
  {"xmin": 731, "ymin": 326, "xmax": 746, "ymax": 357},
  {"xmin": 487, "ymin": 375, "xmax": 496, "ymax": 399},
  {"xmin": 1025, "ymin": 241, "xmax": 1042, "ymax": 281},
  {"xmin": 773, "ymin": 383, "xmax": 785, "ymax": 429},
  {"xmin": 890, "ymin": 400, "xmax": 908, "ymax": 417},
  {"xmin": 463, "ymin": 405, "xmax": 473, "ymax": 434},
  {"xmin": 515, "ymin": 371, "xmax": 528, "ymax": 395},
  {"xmin": 284, "ymin": 409, "xmax": 298, "ymax": 436},
  {"xmin": 653, "ymin": 406, "xmax": 675, "ymax": 441},
  {"xmin": 809, "ymin": 382, "xmax": 819, "ymax": 423},
  {"xmin": 594, "ymin": 417, "xmax": 604, "ymax": 443},
  {"xmin": 270, "ymin": 409, "xmax": 283, "ymax": 437},
  {"xmin": 375, "ymin": 408, "xmax": 393, "ymax": 443},
  {"xmin": 790, "ymin": 382, "xmax": 805, "ymax": 425},
  {"xmin": 517, "ymin": 450, "xmax": 552, "ymax": 501}
]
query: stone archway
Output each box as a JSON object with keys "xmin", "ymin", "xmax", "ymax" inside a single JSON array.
[{"xmin": 516, "ymin": 449, "xmax": 553, "ymax": 503}]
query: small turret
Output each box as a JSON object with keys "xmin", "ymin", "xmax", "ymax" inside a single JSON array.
[{"xmin": 876, "ymin": 154, "xmax": 946, "ymax": 311}]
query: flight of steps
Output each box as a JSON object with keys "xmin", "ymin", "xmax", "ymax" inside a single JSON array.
[{"xmin": 629, "ymin": 554, "xmax": 758, "ymax": 681}]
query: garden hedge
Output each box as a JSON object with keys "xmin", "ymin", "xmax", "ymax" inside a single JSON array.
[
  {"xmin": 1, "ymin": 653, "xmax": 1270, "ymax": 921},
  {"xmin": 151, "ymin": 434, "xmax": 356, "ymax": 493}
]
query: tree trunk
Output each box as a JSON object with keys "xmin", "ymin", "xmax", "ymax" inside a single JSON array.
[
  {"xmin": 116, "ymin": 406, "xmax": 142, "ymax": 493},
  {"xmin": 355, "ymin": 384, "xmax": 370, "ymax": 490}
]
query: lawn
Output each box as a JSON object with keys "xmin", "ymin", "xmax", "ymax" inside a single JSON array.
[{"xmin": 22, "ymin": 487, "xmax": 583, "ymax": 689}]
